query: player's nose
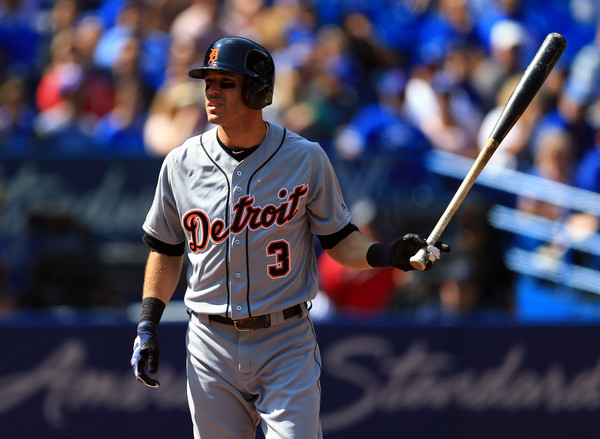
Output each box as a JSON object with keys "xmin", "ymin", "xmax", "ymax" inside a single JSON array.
[{"xmin": 205, "ymin": 83, "xmax": 222, "ymax": 95}]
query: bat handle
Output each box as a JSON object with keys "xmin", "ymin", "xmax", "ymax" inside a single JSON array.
[
  {"xmin": 409, "ymin": 248, "xmax": 429, "ymax": 271},
  {"xmin": 409, "ymin": 225, "xmax": 446, "ymax": 271}
]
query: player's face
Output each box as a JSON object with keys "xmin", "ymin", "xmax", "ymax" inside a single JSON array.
[{"xmin": 203, "ymin": 70, "xmax": 250, "ymax": 126}]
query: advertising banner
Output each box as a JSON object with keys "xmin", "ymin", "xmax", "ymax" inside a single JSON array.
[{"xmin": 1, "ymin": 313, "xmax": 599, "ymax": 439}]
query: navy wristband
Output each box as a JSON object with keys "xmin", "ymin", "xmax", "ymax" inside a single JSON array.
[
  {"xmin": 366, "ymin": 243, "xmax": 392, "ymax": 268},
  {"xmin": 140, "ymin": 297, "xmax": 166, "ymax": 326}
]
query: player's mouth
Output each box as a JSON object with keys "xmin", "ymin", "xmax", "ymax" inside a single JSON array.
[{"xmin": 206, "ymin": 99, "xmax": 224, "ymax": 110}]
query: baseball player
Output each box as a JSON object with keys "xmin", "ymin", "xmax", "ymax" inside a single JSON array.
[{"xmin": 130, "ymin": 36, "xmax": 449, "ymax": 439}]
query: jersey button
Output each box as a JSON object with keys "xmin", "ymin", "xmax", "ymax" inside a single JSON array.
[
  {"xmin": 236, "ymin": 171, "xmax": 243, "ymax": 176},
  {"xmin": 235, "ymin": 272, "xmax": 241, "ymax": 278},
  {"xmin": 236, "ymin": 305, "xmax": 242, "ymax": 311},
  {"xmin": 236, "ymin": 187, "xmax": 242, "ymax": 192},
  {"xmin": 235, "ymin": 239, "xmax": 240, "ymax": 244}
]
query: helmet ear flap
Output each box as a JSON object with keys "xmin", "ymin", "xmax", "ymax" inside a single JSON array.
[
  {"xmin": 243, "ymin": 77, "xmax": 273, "ymax": 109},
  {"xmin": 242, "ymin": 49, "xmax": 274, "ymax": 109}
]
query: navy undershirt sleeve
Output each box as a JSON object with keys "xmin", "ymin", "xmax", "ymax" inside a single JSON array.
[
  {"xmin": 143, "ymin": 233, "xmax": 185, "ymax": 256},
  {"xmin": 317, "ymin": 222, "xmax": 359, "ymax": 250}
]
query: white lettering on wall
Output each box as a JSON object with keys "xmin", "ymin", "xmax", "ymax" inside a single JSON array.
[
  {"xmin": 0, "ymin": 339, "xmax": 187, "ymax": 427},
  {"xmin": 2, "ymin": 335, "xmax": 599, "ymax": 432},
  {"xmin": 321, "ymin": 336, "xmax": 600, "ymax": 431}
]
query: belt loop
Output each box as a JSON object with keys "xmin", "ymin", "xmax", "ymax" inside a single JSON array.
[
  {"xmin": 270, "ymin": 309, "xmax": 284, "ymax": 326},
  {"xmin": 190, "ymin": 310, "xmax": 210, "ymax": 325}
]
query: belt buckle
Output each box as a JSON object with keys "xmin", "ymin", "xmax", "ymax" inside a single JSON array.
[
  {"xmin": 233, "ymin": 319, "xmax": 252, "ymax": 331},
  {"xmin": 233, "ymin": 314, "xmax": 271, "ymax": 331}
]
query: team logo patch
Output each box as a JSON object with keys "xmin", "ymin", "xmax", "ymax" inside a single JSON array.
[{"xmin": 208, "ymin": 48, "xmax": 219, "ymax": 64}]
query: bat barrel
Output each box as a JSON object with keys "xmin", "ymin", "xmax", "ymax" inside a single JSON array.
[{"xmin": 489, "ymin": 33, "xmax": 567, "ymax": 144}]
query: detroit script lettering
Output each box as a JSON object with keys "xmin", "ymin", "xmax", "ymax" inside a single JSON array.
[{"xmin": 183, "ymin": 184, "xmax": 309, "ymax": 252}]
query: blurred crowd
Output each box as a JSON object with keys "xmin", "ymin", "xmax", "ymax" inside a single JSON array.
[
  {"xmin": 0, "ymin": 0, "xmax": 599, "ymax": 163},
  {"xmin": 1, "ymin": 0, "xmax": 600, "ymax": 316}
]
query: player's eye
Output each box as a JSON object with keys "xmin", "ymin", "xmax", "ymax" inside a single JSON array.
[
  {"xmin": 205, "ymin": 80, "xmax": 236, "ymax": 90},
  {"xmin": 220, "ymin": 81, "xmax": 236, "ymax": 89}
]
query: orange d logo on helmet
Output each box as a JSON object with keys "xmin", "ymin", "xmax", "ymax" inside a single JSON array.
[{"xmin": 208, "ymin": 48, "xmax": 219, "ymax": 64}]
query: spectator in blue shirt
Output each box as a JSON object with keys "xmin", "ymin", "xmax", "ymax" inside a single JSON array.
[
  {"xmin": 533, "ymin": 79, "xmax": 596, "ymax": 163},
  {"xmin": 94, "ymin": 0, "xmax": 171, "ymax": 91},
  {"xmin": 334, "ymin": 68, "xmax": 430, "ymax": 160},
  {"xmin": 93, "ymin": 76, "xmax": 147, "ymax": 155},
  {"xmin": 0, "ymin": 0, "xmax": 42, "ymax": 79},
  {"xmin": 575, "ymin": 130, "xmax": 600, "ymax": 194},
  {"xmin": 0, "ymin": 76, "xmax": 36, "ymax": 154}
]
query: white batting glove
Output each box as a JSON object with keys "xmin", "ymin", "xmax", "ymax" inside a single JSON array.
[{"xmin": 426, "ymin": 244, "xmax": 442, "ymax": 263}]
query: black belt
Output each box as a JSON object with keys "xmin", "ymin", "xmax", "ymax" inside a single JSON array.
[{"xmin": 208, "ymin": 304, "xmax": 304, "ymax": 331}]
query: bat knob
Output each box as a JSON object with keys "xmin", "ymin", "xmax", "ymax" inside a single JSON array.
[{"xmin": 409, "ymin": 248, "xmax": 428, "ymax": 271}]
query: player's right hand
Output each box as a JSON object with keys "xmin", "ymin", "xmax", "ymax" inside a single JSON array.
[
  {"xmin": 130, "ymin": 321, "xmax": 160, "ymax": 388},
  {"xmin": 391, "ymin": 233, "xmax": 451, "ymax": 271}
]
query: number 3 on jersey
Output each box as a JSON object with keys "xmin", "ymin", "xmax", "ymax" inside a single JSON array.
[{"xmin": 266, "ymin": 240, "xmax": 290, "ymax": 278}]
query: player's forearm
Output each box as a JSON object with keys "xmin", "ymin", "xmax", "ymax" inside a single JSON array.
[
  {"xmin": 142, "ymin": 251, "xmax": 184, "ymax": 305},
  {"xmin": 326, "ymin": 230, "xmax": 376, "ymax": 270}
]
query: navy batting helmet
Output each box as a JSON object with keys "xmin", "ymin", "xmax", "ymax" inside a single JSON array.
[{"xmin": 189, "ymin": 36, "xmax": 275, "ymax": 110}]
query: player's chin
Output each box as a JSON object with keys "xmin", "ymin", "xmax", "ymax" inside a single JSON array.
[
  {"xmin": 206, "ymin": 113, "xmax": 222, "ymax": 125},
  {"xmin": 206, "ymin": 107, "xmax": 223, "ymax": 120}
]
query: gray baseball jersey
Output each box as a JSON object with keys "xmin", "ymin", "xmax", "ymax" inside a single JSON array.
[{"xmin": 143, "ymin": 122, "xmax": 351, "ymax": 319}]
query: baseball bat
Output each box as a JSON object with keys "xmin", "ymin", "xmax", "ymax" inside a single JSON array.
[{"xmin": 410, "ymin": 32, "xmax": 567, "ymax": 270}]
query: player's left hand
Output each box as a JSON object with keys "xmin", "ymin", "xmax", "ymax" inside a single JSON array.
[
  {"xmin": 391, "ymin": 233, "xmax": 451, "ymax": 271},
  {"xmin": 130, "ymin": 321, "xmax": 160, "ymax": 388}
]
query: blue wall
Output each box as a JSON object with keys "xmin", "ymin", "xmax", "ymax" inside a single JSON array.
[{"xmin": 2, "ymin": 310, "xmax": 600, "ymax": 439}]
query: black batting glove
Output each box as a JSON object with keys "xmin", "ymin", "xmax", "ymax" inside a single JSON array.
[
  {"xmin": 131, "ymin": 321, "xmax": 160, "ymax": 388},
  {"xmin": 367, "ymin": 233, "xmax": 451, "ymax": 271},
  {"xmin": 130, "ymin": 297, "xmax": 165, "ymax": 388}
]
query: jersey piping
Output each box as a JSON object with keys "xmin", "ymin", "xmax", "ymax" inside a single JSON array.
[
  {"xmin": 244, "ymin": 127, "xmax": 287, "ymax": 317},
  {"xmin": 199, "ymin": 132, "xmax": 233, "ymax": 318}
]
